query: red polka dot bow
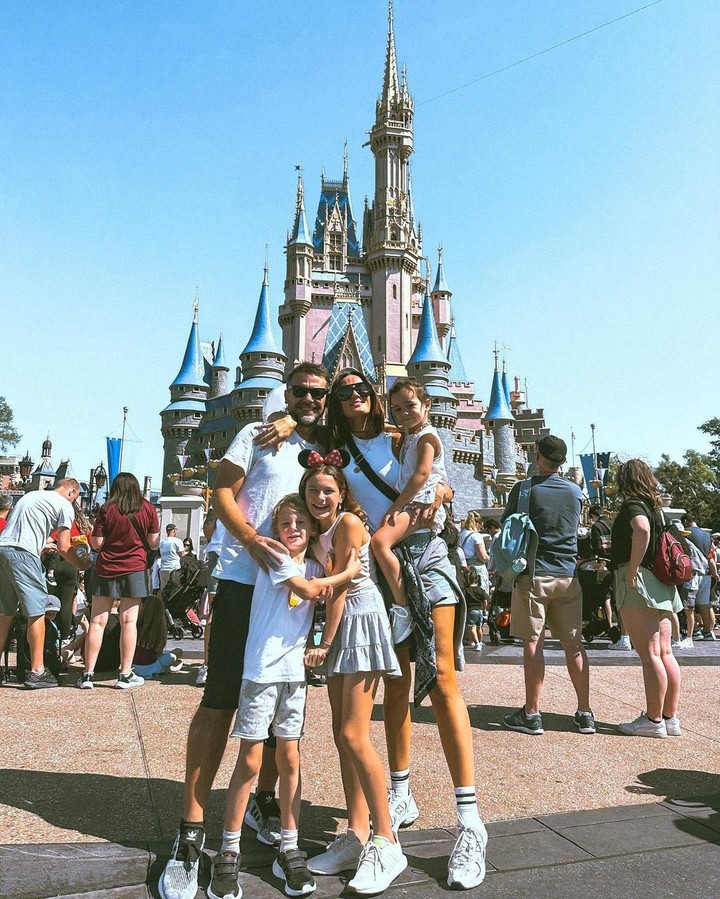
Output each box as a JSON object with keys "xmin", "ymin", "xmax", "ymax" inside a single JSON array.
[{"xmin": 306, "ymin": 449, "xmax": 345, "ymax": 468}]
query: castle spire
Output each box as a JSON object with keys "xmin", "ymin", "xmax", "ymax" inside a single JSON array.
[
  {"xmin": 446, "ymin": 318, "xmax": 468, "ymax": 383},
  {"xmin": 381, "ymin": 0, "xmax": 399, "ymax": 109},
  {"xmin": 407, "ymin": 293, "xmax": 457, "ymax": 428},
  {"xmin": 486, "ymin": 346, "xmax": 514, "ymax": 422},
  {"xmin": 242, "ymin": 267, "xmax": 282, "ymax": 356},
  {"xmin": 408, "ymin": 292, "xmax": 445, "ymax": 366},
  {"xmin": 289, "ymin": 170, "xmax": 311, "ymax": 245},
  {"xmin": 432, "ymin": 244, "xmax": 450, "ymax": 293},
  {"xmin": 501, "ymin": 358, "xmax": 511, "ymax": 406},
  {"xmin": 171, "ymin": 304, "xmax": 205, "ymax": 388}
]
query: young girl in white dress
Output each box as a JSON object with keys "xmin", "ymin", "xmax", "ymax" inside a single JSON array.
[{"xmin": 298, "ymin": 451, "xmax": 407, "ymax": 895}]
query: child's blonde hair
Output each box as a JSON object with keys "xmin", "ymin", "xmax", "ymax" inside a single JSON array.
[{"xmin": 271, "ymin": 493, "xmax": 316, "ymax": 541}]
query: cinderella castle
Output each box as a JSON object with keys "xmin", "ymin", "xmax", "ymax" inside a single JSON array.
[{"xmin": 160, "ymin": 2, "xmax": 549, "ymax": 516}]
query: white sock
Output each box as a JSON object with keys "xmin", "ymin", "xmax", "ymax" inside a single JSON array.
[
  {"xmin": 455, "ymin": 786, "xmax": 482, "ymax": 829},
  {"xmin": 280, "ymin": 828, "xmax": 298, "ymax": 853},
  {"xmin": 390, "ymin": 768, "xmax": 410, "ymax": 798},
  {"xmin": 221, "ymin": 827, "xmax": 242, "ymax": 854}
]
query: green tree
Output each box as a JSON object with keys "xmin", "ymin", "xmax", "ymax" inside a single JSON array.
[
  {"xmin": 655, "ymin": 448, "xmax": 720, "ymax": 531},
  {"xmin": 0, "ymin": 397, "xmax": 21, "ymax": 452}
]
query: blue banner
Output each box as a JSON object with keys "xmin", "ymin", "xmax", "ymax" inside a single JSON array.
[
  {"xmin": 579, "ymin": 452, "xmax": 611, "ymax": 502},
  {"xmin": 107, "ymin": 437, "xmax": 122, "ymax": 487}
]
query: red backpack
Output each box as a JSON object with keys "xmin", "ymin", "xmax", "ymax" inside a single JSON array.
[{"xmin": 652, "ymin": 519, "xmax": 693, "ymax": 586}]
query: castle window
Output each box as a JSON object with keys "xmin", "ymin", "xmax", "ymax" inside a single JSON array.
[
  {"xmin": 328, "ymin": 232, "xmax": 343, "ymax": 271},
  {"xmin": 392, "ymin": 284, "xmax": 397, "ymax": 299},
  {"xmin": 377, "ymin": 336, "xmax": 382, "ymax": 352}
]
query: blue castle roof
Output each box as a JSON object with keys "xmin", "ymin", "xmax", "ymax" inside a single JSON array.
[
  {"xmin": 408, "ymin": 293, "xmax": 446, "ymax": 365},
  {"xmin": 432, "ymin": 249, "xmax": 450, "ymax": 293},
  {"xmin": 501, "ymin": 367, "xmax": 511, "ymax": 406},
  {"xmin": 171, "ymin": 318, "xmax": 206, "ymax": 389},
  {"xmin": 241, "ymin": 270, "xmax": 283, "ymax": 356},
  {"xmin": 213, "ymin": 334, "xmax": 229, "ymax": 369},
  {"xmin": 486, "ymin": 368, "xmax": 514, "ymax": 421},
  {"xmin": 446, "ymin": 328, "xmax": 468, "ymax": 382},
  {"xmin": 289, "ymin": 175, "xmax": 312, "ymax": 246},
  {"xmin": 312, "ymin": 181, "xmax": 360, "ymax": 258}
]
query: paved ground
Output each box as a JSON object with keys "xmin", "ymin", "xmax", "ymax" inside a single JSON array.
[{"xmin": 2, "ymin": 636, "xmax": 719, "ymax": 897}]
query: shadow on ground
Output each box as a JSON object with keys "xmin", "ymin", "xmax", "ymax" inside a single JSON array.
[{"xmin": 0, "ymin": 769, "xmax": 347, "ymax": 845}]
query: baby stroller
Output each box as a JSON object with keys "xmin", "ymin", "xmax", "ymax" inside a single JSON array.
[{"xmin": 163, "ymin": 556, "xmax": 207, "ymax": 639}]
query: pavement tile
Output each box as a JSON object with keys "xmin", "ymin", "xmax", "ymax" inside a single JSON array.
[
  {"xmin": 0, "ymin": 842, "xmax": 151, "ymax": 899},
  {"xmin": 537, "ymin": 802, "xmax": 676, "ymax": 829},
  {"xmin": 486, "ymin": 817, "xmax": 550, "ymax": 837},
  {"xmin": 486, "ymin": 828, "xmax": 593, "ymax": 871},
  {"xmin": 660, "ymin": 796, "xmax": 720, "ymax": 835},
  {"xmin": 554, "ymin": 813, "xmax": 720, "ymax": 858}
]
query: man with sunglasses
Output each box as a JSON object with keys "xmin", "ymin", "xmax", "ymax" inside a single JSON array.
[{"xmin": 160, "ymin": 362, "xmax": 329, "ymax": 899}]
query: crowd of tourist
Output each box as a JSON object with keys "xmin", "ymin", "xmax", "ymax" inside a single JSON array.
[{"xmin": 1, "ymin": 363, "xmax": 718, "ymax": 899}]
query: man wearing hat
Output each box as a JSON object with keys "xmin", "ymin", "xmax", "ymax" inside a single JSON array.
[
  {"xmin": 158, "ymin": 523, "xmax": 185, "ymax": 593},
  {"xmin": 501, "ymin": 435, "xmax": 594, "ymax": 735}
]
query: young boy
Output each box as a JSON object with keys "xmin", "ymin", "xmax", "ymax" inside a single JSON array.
[{"xmin": 208, "ymin": 494, "xmax": 359, "ymax": 899}]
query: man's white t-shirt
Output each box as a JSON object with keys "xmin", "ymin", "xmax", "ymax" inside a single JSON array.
[
  {"xmin": 159, "ymin": 536, "xmax": 184, "ymax": 571},
  {"xmin": 0, "ymin": 490, "xmax": 74, "ymax": 557},
  {"xmin": 242, "ymin": 555, "xmax": 322, "ymax": 683},
  {"xmin": 215, "ymin": 423, "xmax": 319, "ymax": 585}
]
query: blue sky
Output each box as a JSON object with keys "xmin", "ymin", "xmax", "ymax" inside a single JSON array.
[{"xmin": 2, "ymin": 0, "xmax": 717, "ymax": 487}]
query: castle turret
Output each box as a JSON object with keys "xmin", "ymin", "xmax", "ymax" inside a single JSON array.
[
  {"xmin": 430, "ymin": 245, "xmax": 451, "ymax": 347},
  {"xmin": 366, "ymin": 0, "xmax": 422, "ymax": 374},
  {"xmin": 233, "ymin": 267, "xmax": 287, "ymax": 425},
  {"xmin": 485, "ymin": 348, "xmax": 516, "ymax": 489},
  {"xmin": 281, "ymin": 173, "xmax": 315, "ymax": 362},
  {"xmin": 407, "ymin": 292, "xmax": 457, "ymax": 429},
  {"xmin": 211, "ymin": 333, "xmax": 229, "ymax": 398},
  {"xmin": 501, "ymin": 359, "xmax": 511, "ymax": 408},
  {"xmin": 161, "ymin": 301, "xmax": 210, "ymax": 484}
]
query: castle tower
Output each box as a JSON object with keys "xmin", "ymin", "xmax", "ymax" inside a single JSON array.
[
  {"xmin": 211, "ymin": 334, "xmax": 229, "ymax": 398},
  {"xmin": 281, "ymin": 173, "xmax": 315, "ymax": 363},
  {"xmin": 501, "ymin": 359, "xmax": 511, "ymax": 408},
  {"xmin": 485, "ymin": 347, "xmax": 516, "ymax": 481},
  {"xmin": 30, "ymin": 435, "xmax": 57, "ymax": 491},
  {"xmin": 233, "ymin": 266, "xmax": 286, "ymax": 425},
  {"xmin": 407, "ymin": 292, "xmax": 457, "ymax": 429},
  {"xmin": 431, "ymin": 245, "xmax": 451, "ymax": 348},
  {"xmin": 161, "ymin": 300, "xmax": 209, "ymax": 484},
  {"xmin": 366, "ymin": 1, "xmax": 422, "ymax": 374}
]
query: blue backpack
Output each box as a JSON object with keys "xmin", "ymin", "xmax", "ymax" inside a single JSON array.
[{"xmin": 490, "ymin": 478, "xmax": 538, "ymax": 582}]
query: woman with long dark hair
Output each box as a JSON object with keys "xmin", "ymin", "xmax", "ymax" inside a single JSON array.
[
  {"xmin": 610, "ymin": 459, "xmax": 682, "ymax": 737},
  {"xmin": 80, "ymin": 472, "xmax": 159, "ymax": 689}
]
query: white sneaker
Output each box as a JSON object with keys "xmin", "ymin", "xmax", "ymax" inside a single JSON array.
[
  {"xmin": 195, "ymin": 663, "xmax": 208, "ymax": 686},
  {"xmin": 307, "ymin": 831, "xmax": 363, "ymax": 875},
  {"xmin": 671, "ymin": 640, "xmax": 683, "ymax": 650},
  {"xmin": 388, "ymin": 788, "xmax": 419, "ymax": 831},
  {"xmin": 679, "ymin": 637, "xmax": 694, "ymax": 649},
  {"xmin": 447, "ymin": 822, "xmax": 488, "ymax": 890},
  {"xmin": 116, "ymin": 671, "xmax": 144, "ymax": 690},
  {"xmin": 611, "ymin": 635, "xmax": 632, "ymax": 651},
  {"xmin": 474, "ymin": 641, "xmax": 483, "ymax": 651},
  {"xmin": 158, "ymin": 826, "xmax": 205, "ymax": 899},
  {"xmin": 347, "ymin": 838, "xmax": 407, "ymax": 895},
  {"xmin": 664, "ymin": 715, "xmax": 682, "ymax": 736},
  {"xmin": 389, "ymin": 604, "xmax": 414, "ymax": 645},
  {"xmin": 618, "ymin": 712, "xmax": 667, "ymax": 738}
]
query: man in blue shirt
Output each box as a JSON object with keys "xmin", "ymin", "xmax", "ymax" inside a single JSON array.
[{"xmin": 501, "ymin": 436, "xmax": 594, "ymax": 735}]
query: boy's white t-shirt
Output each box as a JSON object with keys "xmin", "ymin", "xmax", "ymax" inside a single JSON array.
[{"xmin": 242, "ymin": 555, "xmax": 322, "ymax": 684}]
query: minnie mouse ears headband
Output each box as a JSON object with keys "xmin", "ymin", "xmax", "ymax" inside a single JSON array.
[{"xmin": 298, "ymin": 449, "xmax": 351, "ymax": 470}]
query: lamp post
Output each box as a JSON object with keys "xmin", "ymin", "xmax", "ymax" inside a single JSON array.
[
  {"xmin": 88, "ymin": 462, "xmax": 108, "ymax": 511},
  {"xmin": 19, "ymin": 452, "xmax": 34, "ymax": 482}
]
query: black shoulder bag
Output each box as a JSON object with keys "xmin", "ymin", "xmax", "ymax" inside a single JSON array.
[{"xmin": 345, "ymin": 434, "xmax": 400, "ymax": 503}]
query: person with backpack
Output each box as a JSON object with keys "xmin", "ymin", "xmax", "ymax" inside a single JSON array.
[
  {"xmin": 610, "ymin": 460, "xmax": 682, "ymax": 738},
  {"xmin": 500, "ymin": 436, "xmax": 594, "ymax": 736},
  {"xmin": 681, "ymin": 514, "xmax": 717, "ymax": 641}
]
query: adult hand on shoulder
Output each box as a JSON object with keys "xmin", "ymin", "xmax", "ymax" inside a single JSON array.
[
  {"xmin": 253, "ymin": 415, "xmax": 296, "ymax": 450},
  {"xmin": 246, "ymin": 534, "xmax": 289, "ymax": 571}
]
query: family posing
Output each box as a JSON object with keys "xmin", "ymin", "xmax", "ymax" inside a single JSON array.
[{"xmin": 159, "ymin": 364, "xmax": 486, "ymax": 899}]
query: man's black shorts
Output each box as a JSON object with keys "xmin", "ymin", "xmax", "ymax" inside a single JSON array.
[{"xmin": 201, "ymin": 579, "xmax": 253, "ymax": 710}]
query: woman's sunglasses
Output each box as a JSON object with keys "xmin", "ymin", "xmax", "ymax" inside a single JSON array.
[
  {"xmin": 334, "ymin": 383, "xmax": 372, "ymax": 402},
  {"xmin": 289, "ymin": 386, "xmax": 329, "ymax": 400}
]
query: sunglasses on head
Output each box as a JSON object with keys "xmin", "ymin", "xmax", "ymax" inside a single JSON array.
[
  {"xmin": 289, "ymin": 385, "xmax": 329, "ymax": 400},
  {"xmin": 335, "ymin": 383, "xmax": 372, "ymax": 402}
]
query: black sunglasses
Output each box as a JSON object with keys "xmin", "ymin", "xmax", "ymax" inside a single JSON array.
[
  {"xmin": 335, "ymin": 383, "xmax": 372, "ymax": 402},
  {"xmin": 289, "ymin": 385, "xmax": 329, "ymax": 400}
]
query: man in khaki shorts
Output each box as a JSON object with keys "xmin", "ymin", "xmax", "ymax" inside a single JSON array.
[{"xmin": 501, "ymin": 436, "xmax": 594, "ymax": 735}]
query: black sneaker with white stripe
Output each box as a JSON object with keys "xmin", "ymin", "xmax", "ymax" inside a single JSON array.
[{"xmin": 272, "ymin": 848, "xmax": 316, "ymax": 896}]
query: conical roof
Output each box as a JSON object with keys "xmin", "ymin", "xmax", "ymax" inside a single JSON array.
[
  {"xmin": 171, "ymin": 317, "xmax": 206, "ymax": 388},
  {"xmin": 241, "ymin": 269, "xmax": 283, "ymax": 356},
  {"xmin": 486, "ymin": 368, "xmax": 514, "ymax": 421},
  {"xmin": 408, "ymin": 293, "xmax": 445, "ymax": 365},
  {"xmin": 212, "ymin": 334, "xmax": 229, "ymax": 370}
]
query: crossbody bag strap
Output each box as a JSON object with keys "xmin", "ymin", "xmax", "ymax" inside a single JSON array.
[
  {"xmin": 517, "ymin": 477, "xmax": 532, "ymax": 514},
  {"xmin": 345, "ymin": 435, "xmax": 400, "ymax": 503},
  {"xmin": 128, "ymin": 511, "xmax": 152, "ymax": 555}
]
